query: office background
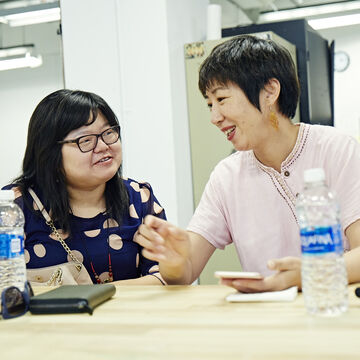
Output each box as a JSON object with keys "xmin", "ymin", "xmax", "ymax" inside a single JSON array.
[{"xmin": 0, "ymin": 0, "xmax": 359, "ymax": 231}]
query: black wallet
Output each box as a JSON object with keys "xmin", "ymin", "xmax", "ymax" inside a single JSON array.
[{"xmin": 29, "ymin": 284, "xmax": 116, "ymax": 315}]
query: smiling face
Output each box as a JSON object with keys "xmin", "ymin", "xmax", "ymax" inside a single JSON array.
[
  {"xmin": 61, "ymin": 112, "xmax": 122, "ymax": 191},
  {"xmin": 206, "ymin": 81, "xmax": 273, "ymax": 152}
]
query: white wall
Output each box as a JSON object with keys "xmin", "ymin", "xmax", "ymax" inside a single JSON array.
[
  {"xmin": 318, "ymin": 24, "xmax": 360, "ymax": 138},
  {"xmin": 0, "ymin": 21, "xmax": 64, "ymax": 187},
  {"xmin": 60, "ymin": 0, "xmax": 208, "ymax": 227}
]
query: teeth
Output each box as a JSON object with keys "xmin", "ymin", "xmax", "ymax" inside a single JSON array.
[
  {"xmin": 225, "ymin": 127, "xmax": 235, "ymax": 136},
  {"xmin": 99, "ymin": 157, "xmax": 110, "ymax": 163}
]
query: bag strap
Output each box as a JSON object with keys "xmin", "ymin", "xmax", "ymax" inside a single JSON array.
[{"xmin": 28, "ymin": 188, "xmax": 82, "ymax": 272}]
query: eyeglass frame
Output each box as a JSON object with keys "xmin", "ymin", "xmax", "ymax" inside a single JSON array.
[
  {"xmin": 57, "ymin": 125, "xmax": 120, "ymax": 153},
  {"xmin": 1, "ymin": 281, "xmax": 34, "ymax": 320}
]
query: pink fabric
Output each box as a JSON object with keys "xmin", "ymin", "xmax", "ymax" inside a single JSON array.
[{"xmin": 187, "ymin": 123, "xmax": 360, "ymax": 276}]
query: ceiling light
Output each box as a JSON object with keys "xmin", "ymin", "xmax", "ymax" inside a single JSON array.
[
  {"xmin": 308, "ymin": 13, "xmax": 360, "ymax": 30},
  {"xmin": 3, "ymin": 7, "xmax": 60, "ymax": 27},
  {"xmin": 0, "ymin": 2, "xmax": 60, "ymax": 27},
  {"xmin": 0, "ymin": 45, "xmax": 42, "ymax": 71},
  {"xmin": 258, "ymin": 1, "xmax": 360, "ymax": 23}
]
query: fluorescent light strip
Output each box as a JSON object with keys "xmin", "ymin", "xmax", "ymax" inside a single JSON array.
[
  {"xmin": 0, "ymin": 46, "xmax": 34, "ymax": 57},
  {"xmin": 1, "ymin": 7, "xmax": 60, "ymax": 27},
  {"xmin": 0, "ymin": 53, "xmax": 42, "ymax": 71},
  {"xmin": 308, "ymin": 13, "xmax": 360, "ymax": 30},
  {"xmin": 259, "ymin": 1, "xmax": 360, "ymax": 22}
]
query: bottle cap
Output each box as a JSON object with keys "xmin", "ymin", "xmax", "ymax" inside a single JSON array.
[
  {"xmin": 0, "ymin": 190, "xmax": 15, "ymax": 201},
  {"xmin": 303, "ymin": 168, "xmax": 325, "ymax": 183}
]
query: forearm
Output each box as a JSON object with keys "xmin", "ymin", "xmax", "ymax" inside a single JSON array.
[
  {"xmin": 112, "ymin": 274, "xmax": 165, "ymax": 285},
  {"xmin": 160, "ymin": 258, "xmax": 193, "ymax": 285},
  {"xmin": 344, "ymin": 246, "xmax": 360, "ymax": 284},
  {"xmin": 159, "ymin": 231, "xmax": 215, "ymax": 285}
]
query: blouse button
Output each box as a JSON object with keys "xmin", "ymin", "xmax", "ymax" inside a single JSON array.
[
  {"xmin": 35, "ymin": 275, "xmax": 43, "ymax": 282},
  {"xmin": 284, "ymin": 170, "xmax": 290, "ymax": 177}
]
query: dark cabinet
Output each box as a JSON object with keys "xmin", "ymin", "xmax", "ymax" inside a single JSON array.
[{"xmin": 223, "ymin": 19, "xmax": 334, "ymax": 126}]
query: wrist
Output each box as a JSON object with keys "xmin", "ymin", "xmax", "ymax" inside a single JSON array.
[{"xmin": 160, "ymin": 259, "xmax": 191, "ymax": 285}]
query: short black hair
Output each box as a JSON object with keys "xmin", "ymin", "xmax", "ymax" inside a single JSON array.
[
  {"xmin": 14, "ymin": 89, "xmax": 129, "ymax": 232},
  {"xmin": 199, "ymin": 34, "xmax": 300, "ymax": 119}
]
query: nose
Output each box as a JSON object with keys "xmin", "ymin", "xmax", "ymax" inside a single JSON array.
[
  {"xmin": 210, "ymin": 104, "xmax": 224, "ymax": 126},
  {"xmin": 93, "ymin": 136, "xmax": 109, "ymax": 152}
]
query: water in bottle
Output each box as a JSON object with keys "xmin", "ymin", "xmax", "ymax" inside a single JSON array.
[
  {"xmin": 0, "ymin": 190, "xmax": 26, "ymax": 296},
  {"xmin": 296, "ymin": 168, "xmax": 348, "ymax": 316}
]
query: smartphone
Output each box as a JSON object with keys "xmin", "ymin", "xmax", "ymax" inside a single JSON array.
[{"xmin": 214, "ymin": 271, "xmax": 263, "ymax": 280}]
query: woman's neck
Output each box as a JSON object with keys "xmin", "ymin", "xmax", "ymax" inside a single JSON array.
[
  {"xmin": 67, "ymin": 184, "xmax": 106, "ymax": 218},
  {"xmin": 253, "ymin": 120, "xmax": 300, "ymax": 173}
]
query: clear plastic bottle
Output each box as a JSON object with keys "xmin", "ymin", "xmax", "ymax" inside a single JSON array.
[
  {"xmin": 0, "ymin": 190, "xmax": 26, "ymax": 296},
  {"xmin": 296, "ymin": 168, "xmax": 348, "ymax": 316}
]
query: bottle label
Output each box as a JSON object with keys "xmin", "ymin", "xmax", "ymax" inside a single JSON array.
[
  {"xmin": 0, "ymin": 234, "xmax": 25, "ymax": 260},
  {"xmin": 300, "ymin": 224, "xmax": 343, "ymax": 254}
]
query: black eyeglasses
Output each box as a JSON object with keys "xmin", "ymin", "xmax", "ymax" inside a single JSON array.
[
  {"xmin": 58, "ymin": 125, "xmax": 120, "ymax": 153},
  {"xmin": 1, "ymin": 281, "xmax": 34, "ymax": 320}
]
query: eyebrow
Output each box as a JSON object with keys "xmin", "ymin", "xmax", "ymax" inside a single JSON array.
[
  {"xmin": 66, "ymin": 125, "xmax": 110, "ymax": 139},
  {"xmin": 205, "ymin": 86, "xmax": 228, "ymax": 99}
]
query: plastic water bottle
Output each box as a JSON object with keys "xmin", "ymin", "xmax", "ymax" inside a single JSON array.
[
  {"xmin": 0, "ymin": 190, "xmax": 26, "ymax": 296},
  {"xmin": 296, "ymin": 168, "xmax": 348, "ymax": 316}
]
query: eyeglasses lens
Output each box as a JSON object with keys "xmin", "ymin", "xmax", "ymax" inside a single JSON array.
[
  {"xmin": 102, "ymin": 128, "xmax": 119, "ymax": 144},
  {"xmin": 79, "ymin": 136, "xmax": 96, "ymax": 152},
  {"xmin": 78, "ymin": 127, "xmax": 119, "ymax": 152}
]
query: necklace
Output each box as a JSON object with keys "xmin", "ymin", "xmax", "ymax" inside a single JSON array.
[
  {"xmin": 81, "ymin": 219, "xmax": 114, "ymax": 284},
  {"xmin": 90, "ymin": 252, "xmax": 113, "ymax": 284}
]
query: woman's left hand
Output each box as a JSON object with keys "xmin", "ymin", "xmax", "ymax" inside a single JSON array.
[{"xmin": 220, "ymin": 257, "xmax": 302, "ymax": 292}]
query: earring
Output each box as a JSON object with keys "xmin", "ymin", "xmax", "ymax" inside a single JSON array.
[{"xmin": 269, "ymin": 106, "xmax": 279, "ymax": 130}]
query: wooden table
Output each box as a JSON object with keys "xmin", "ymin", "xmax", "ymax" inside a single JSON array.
[{"xmin": 1, "ymin": 284, "xmax": 360, "ymax": 360}]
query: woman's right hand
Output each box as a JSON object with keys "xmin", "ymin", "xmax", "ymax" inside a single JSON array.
[{"xmin": 135, "ymin": 215, "xmax": 191, "ymax": 283}]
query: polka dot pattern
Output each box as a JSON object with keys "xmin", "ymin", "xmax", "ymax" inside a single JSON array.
[
  {"xmin": 33, "ymin": 200, "xmax": 39, "ymax": 211},
  {"xmin": 99, "ymin": 271, "xmax": 111, "ymax": 283},
  {"xmin": 129, "ymin": 204, "xmax": 139, "ymax": 219},
  {"xmin": 149, "ymin": 265, "xmax": 159, "ymax": 273},
  {"xmin": 130, "ymin": 181, "xmax": 140, "ymax": 192},
  {"xmin": 17, "ymin": 178, "xmax": 165, "ymax": 283},
  {"xmin": 24, "ymin": 249, "xmax": 30, "ymax": 264},
  {"xmin": 13, "ymin": 187, "xmax": 22, "ymax": 199},
  {"xmin": 84, "ymin": 229, "xmax": 101, "ymax": 237},
  {"xmin": 140, "ymin": 188, "xmax": 150, "ymax": 203},
  {"xmin": 67, "ymin": 250, "xmax": 84, "ymax": 263},
  {"xmin": 109, "ymin": 234, "xmax": 123, "ymax": 250},
  {"xmin": 153, "ymin": 202, "xmax": 163, "ymax": 214},
  {"xmin": 103, "ymin": 218, "xmax": 119, "ymax": 228},
  {"xmin": 33, "ymin": 244, "xmax": 46, "ymax": 257}
]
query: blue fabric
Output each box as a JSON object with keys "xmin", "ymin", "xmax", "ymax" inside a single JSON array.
[{"xmin": 3, "ymin": 179, "xmax": 166, "ymax": 284}]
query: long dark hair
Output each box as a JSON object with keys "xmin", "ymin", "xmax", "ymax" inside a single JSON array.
[
  {"xmin": 199, "ymin": 35, "xmax": 300, "ymax": 119},
  {"xmin": 14, "ymin": 89, "xmax": 129, "ymax": 232}
]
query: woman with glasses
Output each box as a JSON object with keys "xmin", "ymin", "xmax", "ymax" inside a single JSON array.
[
  {"xmin": 3, "ymin": 89, "xmax": 166, "ymax": 285},
  {"xmin": 136, "ymin": 35, "xmax": 360, "ymax": 292}
]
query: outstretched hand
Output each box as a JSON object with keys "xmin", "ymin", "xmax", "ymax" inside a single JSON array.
[
  {"xmin": 134, "ymin": 215, "xmax": 191, "ymax": 282},
  {"xmin": 220, "ymin": 257, "xmax": 301, "ymax": 293}
]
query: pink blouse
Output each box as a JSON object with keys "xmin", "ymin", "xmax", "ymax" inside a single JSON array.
[{"xmin": 187, "ymin": 123, "xmax": 360, "ymax": 275}]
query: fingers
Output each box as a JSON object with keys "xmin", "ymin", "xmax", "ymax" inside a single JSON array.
[
  {"xmin": 144, "ymin": 215, "xmax": 173, "ymax": 237},
  {"xmin": 267, "ymin": 257, "xmax": 301, "ymax": 272},
  {"xmin": 225, "ymin": 279, "xmax": 269, "ymax": 293},
  {"xmin": 134, "ymin": 231, "xmax": 167, "ymax": 262},
  {"xmin": 220, "ymin": 267, "xmax": 301, "ymax": 293},
  {"xmin": 137, "ymin": 223, "xmax": 165, "ymax": 246}
]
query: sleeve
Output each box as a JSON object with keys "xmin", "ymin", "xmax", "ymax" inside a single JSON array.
[
  {"xmin": 324, "ymin": 135, "xmax": 360, "ymax": 232},
  {"xmin": 137, "ymin": 182, "xmax": 166, "ymax": 277},
  {"xmin": 187, "ymin": 167, "xmax": 232, "ymax": 250}
]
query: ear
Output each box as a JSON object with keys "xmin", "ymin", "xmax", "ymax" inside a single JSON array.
[{"xmin": 263, "ymin": 78, "xmax": 281, "ymax": 105}]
